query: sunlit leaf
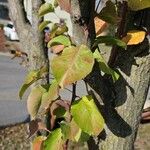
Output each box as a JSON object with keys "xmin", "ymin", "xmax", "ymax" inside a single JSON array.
[
  {"xmin": 51, "ymin": 45, "xmax": 94, "ymax": 88},
  {"xmin": 122, "ymin": 30, "xmax": 146, "ymax": 45},
  {"xmin": 48, "ymin": 35, "xmax": 71, "ymax": 48},
  {"xmin": 60, "ymin": 120, "xmax": 90, "ymax": 142},
  {"xmin": 55, "ymin": 25, "xmax": 68, "ymax": 35},
  {"xmin": 128, "ymin": 0, "xmax": 150, "ymax": 11},
  {"xmin": 94, "ymin": 17, "xmax": 109, "ymax": 36},
  {"xmin": 19, "ymin": 66, "xmax": 48, "ymax": 99},
  {"xmin": 71, "ymin": 96, "xmax": 104, "ymax": 136},
  {"xmin": 39, "ymin": 21, "xmax": 51, "ymax": 32},
  {"xmin": 32, "ymin": 136, "xmax": 46, "ymax": 150},
  {"xmin": 93, "ymin": 36, "xmax": 127, "ymax": 49},
  {"xmin": 97, "ymin": 0, "xmax": 119, "ymax": 24},
  {"xmin": 43, "ymin": 128, "xmax": 64, "ymax": 150},
  {"xmin": 41, "ymin": 80, "xmax": 59, "ymax": 109},
  {"xmin": 27, "ymin": 86, "xmax": 47, "ymax": 119},
  {"xmin": 38, "ymin": 3, "xmax": 54, "ymax": 17},
  {"xmin": 19, "ymin": 70, "xmax": 39, "ymax": 99},
  {"xmin": 93, "ymin": 49, "xmax": 120, "ymax": 82}
]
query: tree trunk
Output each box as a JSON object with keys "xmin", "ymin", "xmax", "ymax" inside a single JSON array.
[
  {"xmin": 71, "ymin": 1, "xmax": 150, "ymax": 150},
  {"xmin": 8, "ymin": 0, "xmax": 49, "ymax": 83}
]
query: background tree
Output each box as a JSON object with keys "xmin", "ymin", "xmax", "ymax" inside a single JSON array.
[{"xmin": 7, "ymin": 0, "xmax": 150, "ymax": 150}]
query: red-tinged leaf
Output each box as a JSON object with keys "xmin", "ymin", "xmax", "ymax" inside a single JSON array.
[
  {"xmin": 51, "ymin": 45, "xmax": 94, "ymax": 88},
  {"xmin": 55, "ymin": 100, "xmax": 71, "ymax": 112},
  {"xmin": 57, "ymin": 0, "xmax": 71, "ymax": 13},
  {"xmin": 41, "ymin": 80, "xmax": 59, "ymax": 110},
  {"xmin": 27, "ymin": 86, "xmax": 46, "ymax": 119},
  {"xmin": 49, "ymin": 100, "xmax": 71, "ymax": 129},
  {"xmin": 51, "ymin": 45, "xmax": 65, "ymax": 54},
  {"xmin": 28, "ymin": 119, "xmax": 49, "ymax": 138},
  {"xmin": 32, "ymin": 136, "xmax": 46, "ymax": 150}
]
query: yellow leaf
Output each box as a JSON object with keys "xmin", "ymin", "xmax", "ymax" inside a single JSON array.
[
  {"xmin": 122, "ymin": 30, "xmax": 146, "ymax": 45},
  {"xmin": 128, "ymin": 0, "xmax": 150, "ymax": 11}
]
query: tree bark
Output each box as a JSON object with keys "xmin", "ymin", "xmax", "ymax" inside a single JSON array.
[
  {"xmin": 71, "ymin": 1, "xmax": 150, "ymax": 150},
  {"xmin": 7, "ymin": 0, "xmax": 49, "ymax": 83}
]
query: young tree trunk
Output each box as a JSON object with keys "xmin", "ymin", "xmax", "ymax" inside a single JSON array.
[
  {"xmin": 8, "ymin": 0, "xmax": 49, "ymax": 84},
  {"xmin": 71, "ymin": 1, "xmax": 150, "ymax": 150}
]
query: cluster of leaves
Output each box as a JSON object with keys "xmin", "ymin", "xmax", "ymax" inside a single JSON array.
[{"xmin": 19, "ymin": 0, "xmax": 149, "ymax": 149}]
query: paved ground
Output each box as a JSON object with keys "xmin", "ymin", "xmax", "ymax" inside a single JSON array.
[{"xmin": 0, "ymin": 54, "xmax": 29, "ymax": 128}]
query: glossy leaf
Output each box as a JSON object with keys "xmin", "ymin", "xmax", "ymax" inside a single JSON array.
[
  {"xmin": 48, "ymin": 35, "xmax": 71, "ymax": 48},
  {"xmin": 41, "ymin": 80, "xmax": 59, "ymax": 109},
  {"xmin": 39, "ymin": 21, "xmax": 51, "ymax": 32},
  {"xmin": 97, "ymin": 1, "xmax": 119, "ymax": 24},
  {"xmin": 51, "ymin": 45, "xmax": 94, "ymax": 88},
  {"xmin": 128, "ymin": 0, "xmax": 150, "ymax": 11},
  {"xmin": 60, "ymin": 120, "xmax": 90, "ymax": 142},
  {"xmin": 93, "ymin": 36, "xmax": 127, "ymax": 49},
  {"xmin": 71, "ymin": 96, "xmax": 104, "ymax": 136},
  {"xmin": 122, "ymin": 30, "xmax": 146, "ymax": 45},
  {"xmin": 27, "ymin": 86, "xmax": 46, "ymax": 119},
  {"xmin": 38, "ymin": 3, "xmax": 54, "ymax": 17},
  {"xmin": 93, "ymin": 50, "xmax": 119, "ymax": 82},
  {"xmin": 32, "ymin": 136, "xmax": 46, "ymax": 150},
  {"xmin": 43, "ymin": 128, "xmax": 63, "ymax": 150}
]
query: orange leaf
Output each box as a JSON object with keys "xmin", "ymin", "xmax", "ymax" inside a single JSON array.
[
  {"xmin": 94, "ymin": 17, "xmax": 109, "ymax": 36},
  {"xmin": 122, "ymin": 30, "xmax": 146, "ymax": 45},
  {"xmin": 32, "ymin": 136, "xmax": 46, "ymax": 150},
  {"xmin": 51, "ymin": 45, "xmax": 65, "ymax": 54}
]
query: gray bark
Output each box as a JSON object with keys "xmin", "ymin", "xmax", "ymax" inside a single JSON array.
[
  {"xmin": 7, "ymin": 0, "xmax": 49, "ymax": 84},
  {"xmin": 71, "ymin": 1, "xmax": 150, "ymax": 150}
]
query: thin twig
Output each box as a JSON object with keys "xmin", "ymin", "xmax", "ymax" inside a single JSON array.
[{"xmin": 71, "ymin": 82, "xmax": 77, "ymax": 104}]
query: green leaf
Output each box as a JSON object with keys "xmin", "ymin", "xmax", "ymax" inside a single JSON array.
[
  {"xmin": 93, "ymin": 36, "xmax": 126, "ymax": 49},
  {"xmin": 93, "ymin": 49, "xmax": 120, "ymax": 82},
  {"xmin": 43, "ymin": 128, "xmax": 63, "ymax": 150},
  {"xmin": 27, "ymin": 86, "xmax": 47, "ymax": 119},
  {"xmin": 48, "ymin": 35, "xmax": 71, "ymax": 48},
  {"xmin": 19, "ymin": 66, "xmax": 48, "ymax": 99},
  {"xmin": 39, "ymin": 21, "xmax": 51, "ymax": 31},
  {"xmin": 128, "ymin": 0, "xmax": 150, "ymax": 11},
  {"xmin": 19, "ymin": 70, "xmax": 39, "ymax": 99},
  {"xmin": 51, "ymin": 45, "xmax": 94, "ymax": 88},
  {"xmin": 97, "ymin": 1, "xmax": 118, "ymax": 24},
  {"xmin": 60, "ymin": 120, "xmax": 90, "ymax": 142},
  {"xmin": 41, "ymin": 80, "xmax": 59, "ymax": 109},
  {"xmin": 71, "ymin": 95, "xmax": 104, "ymax": 136},
  {"xmin": 38, "ymin": 3, "xmax": 54, "ymax": 17},
  {"xmin": 55, "ymin": 25, "xmax": 68, "ymax": 36}
]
